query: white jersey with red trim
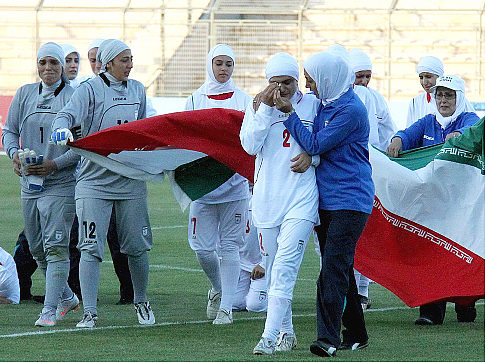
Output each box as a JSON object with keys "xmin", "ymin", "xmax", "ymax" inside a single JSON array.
[
  {"xmin": 184, "ymin": 89, "xmax": 251, "ymax": 204},
  {"xmin": 240, "ymin": 91, "xmax": 319, "ymax": 228}
]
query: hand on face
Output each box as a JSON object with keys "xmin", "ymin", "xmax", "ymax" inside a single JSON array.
[{"xmin": 274, "ymin": 89, "xmax": 293, "ymax": 113}]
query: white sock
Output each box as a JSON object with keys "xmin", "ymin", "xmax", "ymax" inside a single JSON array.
[
  {"xmin": 359, "ymin": 274, "xmax": 370, "ymax": 298},
  {"xmin": 79, "ymin": 252, "xmax": 100, "ymax": 315},
  {"xmin": 43, "ymin": 260, "xmax": 70, "ymax": 313},
  {"xmin": 262, "ymin": 295, "xmax": 291, "ymax": 342},
  {"xmin": 280, "ymin": 300, "xmax": 294, "ymax": 334},
  {"xmin": 195, "ymin": 250, "xmax": 221, "ymax": 292},
  {"xmin": 219, "ymin": 241, "xmax": 240, "ymax": 312},
  {"xmin": 128, "ymin": 252, "xmax": 149, "ymax": 304}
]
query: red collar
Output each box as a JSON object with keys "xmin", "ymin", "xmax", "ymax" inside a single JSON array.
[
  {"xmin": 427, "ymin": 93, "xmax": 431, "ymax": 103},
  {"xmin": 207, "ymin": 92, "xmax": 234, "ymax": 100}
]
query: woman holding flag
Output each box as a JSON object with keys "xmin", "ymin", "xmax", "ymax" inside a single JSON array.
[
  {"xmin": 51, "ymin": 39, "xmax": 155, "ymax": 328},
  {"xmin": 185, "ymin": 44, "xmax": 252, "ymax": 324}
]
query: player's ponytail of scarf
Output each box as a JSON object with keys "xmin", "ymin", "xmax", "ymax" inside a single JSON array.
[{"xmin": 198, "ymin": 44, "xmax": 237, "ymax": 96}]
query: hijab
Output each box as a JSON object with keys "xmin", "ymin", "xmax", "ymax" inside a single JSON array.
[
  {"xmin": 37, "ymin": 42, "xmax": 67, "ymax": 102},
  {"xmin": 303, "ymin": 52, "xmax": 353, "ymax": 105},
  {"xmin": 198, "ymin": 44, "xmax": 237, "ymax": 95}
]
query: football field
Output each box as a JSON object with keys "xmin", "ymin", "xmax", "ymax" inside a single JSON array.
[{"xmin": 0, "ymin": 155, "xmax": 483, "ymax": 361}]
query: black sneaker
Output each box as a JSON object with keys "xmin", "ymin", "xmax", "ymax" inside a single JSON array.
[
  {"xmin": 414, "ymin": 317, "xmax": 435, "ymax": 325},
  {"xmin": 338, "ymin": 340, "xmax": 369, "ymax": 350},
  {"xmin": 310, "ymin": 340, "xmax": 337, "ymax": 357}
]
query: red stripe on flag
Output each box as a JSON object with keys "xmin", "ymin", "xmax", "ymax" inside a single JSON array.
[
  {"xmin": 355, "ymin": 196, "xmax": 484, "ymax": 307},
  {"xmin": 70, "ymin": 108, "xmax": 255, "ymax": 182}
]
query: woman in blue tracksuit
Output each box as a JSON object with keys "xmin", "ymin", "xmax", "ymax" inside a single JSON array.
[
  {"xmin": 387, "ymin": 74, "xmax": 479, "ymax": 158},
  {"xmin": 387, "ymin": 74, "xmax": 479, "ymax": 326},
  {"xmin": 274, "ymin": 52, "xmax": 374, "ymax": 357}
]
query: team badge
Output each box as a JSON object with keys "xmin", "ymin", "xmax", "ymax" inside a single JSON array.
[
  {"xmin": 297, "ymin": 239, "xmax": 305, "ymax": 252},
  {"xmin": 142, "ymin": 227, "xmax": 149, "ymax": 237},
  {"xmin": 235, "ymin": 213, "xmax": 242, "ymax": 224},
  {"xmin": 259, "ymin": 291, "xmax": 267, "ymax": 301},
  {"xmin": 55, "ymin": 231, "xmax": 63, "ymax": 241}
]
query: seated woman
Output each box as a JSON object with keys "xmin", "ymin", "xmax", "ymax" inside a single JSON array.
[
  {"xmin": 387, "ymin": 74, "xmax": 479, "ymax": 158},
  {"xmin": 387, "ymin": 74, "xmax": 479, "ymax": 326}
]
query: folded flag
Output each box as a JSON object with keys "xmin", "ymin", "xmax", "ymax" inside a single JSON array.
[
  {"xmin": 69, "ymin": 108, "xmax": 255, "ymax": 209},
  {"xmin": 355, "ymin": 118, "xmax": 484, "ymax": 307}
]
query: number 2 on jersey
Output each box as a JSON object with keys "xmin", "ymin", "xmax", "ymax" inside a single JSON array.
[{"xmin": 283, "ymin": 129, "xmax": 291, "ymax": 147}]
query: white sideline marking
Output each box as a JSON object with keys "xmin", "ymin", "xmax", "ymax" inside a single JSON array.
[
  {"xmin": 102, "ymin": 260, "xmax": 203, "ymax": 273},
  {"xmin": 0, "ymin": 308, "xmax": 403, "ymax": 339},
  {"xmin": 1, "ymin": 302, "xmax": 482, "ymax": 339},
  {"xmin": 151, "ymin": 225, "xmax": 186, "ymax": 230}
]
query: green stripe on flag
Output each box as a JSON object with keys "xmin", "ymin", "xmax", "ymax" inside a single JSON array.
[
  {"xmin": 174, "ymin": 156, "xmax": 235, "ymax": 201},
  {"xmin": 377, "ymin": 144, "xmax": 442, "ymax": 171}
]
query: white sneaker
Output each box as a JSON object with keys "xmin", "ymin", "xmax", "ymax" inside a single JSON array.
[
  {"xmin": 212, "ymin": 309, "xmax": 232, "ymax": 325},
  {"xmin": 206, "ymin": 289, "xmax": 221, "ymax": 320},
  {"xmin": 56, "ymin": 294, "xmax": 80, "ymax": 320},
  {"xmin": 253, "ymin": 337, "xmax": 276, "ymax": 355},
  {"xmin": 76, "ymin": 311, "xmax": 98, "ymax": 328},
  {"xmin": 275, "ymin": 332, "xmax": 297, "ymax": 351},
  {"xmin": 34, "ymin": 310, "xmax": 56, "ymax": 327},
  {"xmin": 135, "ymin": 301, "xmax": 155, "ymax": 325}
]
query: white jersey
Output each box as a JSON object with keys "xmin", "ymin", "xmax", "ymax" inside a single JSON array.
[
  {"xmin": 0, "ymin": 247, "xmax": 20, "ymax": 304},
  {"xmin": 2, "ymin": 81, "xmax": 78, "ymax": 198},
  {"xmin": 354, "ymin": 85, "xmax": 379, "ymax": 148},
  {"xmin": 185, "ymin": 89, "xmax": 251, "ymax": 204},
  {"xmin": 240, "ymin": 91, "xmax": 319, "ymax": 228},
  {"xmin": 53, "ymin": 74, "xmax": 148, "ymax": 200},
  {"xmin": 406, "ymin": 92, "xmax": 475, "ymax": 127},
  {"xmin": 367, "ymin": 88, "xmax": 397, "ymax": 150}
]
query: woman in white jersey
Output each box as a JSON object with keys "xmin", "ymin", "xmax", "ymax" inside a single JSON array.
[
  {"xmin": 2, "ymin": 42, "xmax": 79, "ymax": 326},
  {"xmin": 61, "ymin": 44, "xmax": 81, "ymax": 88},
  {"xmin": 240, "ymin": 52, "xmax": 319, "ymax": 355},
  {"xmin": 51, "ymin": 39, "xmax": 155, "ymax": 328},
  {"xmin": 186, "ymin": 44, "xmax": 251, "ymax": 324}
]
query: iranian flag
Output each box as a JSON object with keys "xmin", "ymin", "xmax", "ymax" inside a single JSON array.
[
  {"xmin": 355, "ymin": 118, "xmax": 484, "ymax": 307},
  {"xmin": 69, "ymin": 108, "xmax": 254, "ymax": 210}
]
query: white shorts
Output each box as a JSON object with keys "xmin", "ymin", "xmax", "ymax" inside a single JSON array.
[
  {"xmin": 188, "ymin": 199, "xmax": 248, "ymax": 252},
  {"xmin": 233, "ymin": 270, "xmax": 267, "ymax": 312},
  {"xmin": 258, "ymin": 218, "xmax": 314, "ymax": 300}
]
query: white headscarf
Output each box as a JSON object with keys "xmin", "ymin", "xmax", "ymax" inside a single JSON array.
[
  {"xmin": 303, "ymin": 52, "xmax": 353, "ymax": 105},
  {"xmin": 349, "ymin": 48, "xmax": 372, "ymax": 73},
  {"xmin": 432, "ymin": 74, "xmax": 466, "ymax": 129},
  {"xmin": 37, "ymin": 42, "xmax": 68, "ymax": 101},
  {"xmin": 60, "ymin": 43, "xmax": 81, "ymax": 81},
  {"xmin": 265, "ymin": 52, "xmax": 299, "ymax": 81},
  {"xmin": 88, "ymin": 38, "xmax": 104, "ymax": 52},
  {"xmin": 198, "ymin": 44, "xmax": 237, "ymax": 95},
  {"xmin": 96, "ymin": 39, "xmax": 130, "ymax": 73},
  {"xmin": 326, "ymin": 45, "xmax": 355, "ymax": 84},
  {"xmin": 416, "ymin": 56, "xmax": 444, "ymax": 77}
]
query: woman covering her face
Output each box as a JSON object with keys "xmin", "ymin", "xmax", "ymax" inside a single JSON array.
[
  {"xmin": 2, "ymin": 42, "xmax": 79, "ymax": 327},
  {"xmin": 240, "ymin": 52, "xmax": 320, "ymax": 355},
  {"xmin": 51, "ymin": 39, "xmax": 155, "ymax": 328},
  {"xmin": 277, "ymin": 51, "xmax": 375, "ymax": 357},
  {"xmin": 184, "ymin": 44, "xmax": 252, "ymax": 325}
]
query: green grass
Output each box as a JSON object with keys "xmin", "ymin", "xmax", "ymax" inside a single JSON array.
[{"xmin": 0, "ymin": 154, "xmax": 483, "ymax": 361}]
